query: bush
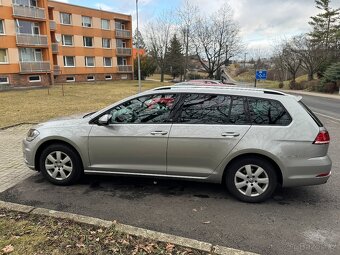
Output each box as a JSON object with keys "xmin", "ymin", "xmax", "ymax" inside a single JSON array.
[{"xmin": 278, "ymin": 82, "xmax": 284, "ymax": 89}]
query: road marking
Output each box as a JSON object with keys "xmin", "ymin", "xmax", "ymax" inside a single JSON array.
[{"xmin": 313, "ymin": 111, "xmax": 340, "ymax": 123}]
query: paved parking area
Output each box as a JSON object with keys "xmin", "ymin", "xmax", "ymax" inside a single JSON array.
[
  {"xmin": 0, "ymin": 125, "xmax": 36, "ymax": 192},
  {"xmin": 0, "ymin": 118, "xmax": 339, "ymax": 255}
]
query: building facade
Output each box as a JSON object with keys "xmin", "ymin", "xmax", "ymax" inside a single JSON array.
[{"xmin": 0, "ymin": 0, "xmax": 133, "ymax": 87}]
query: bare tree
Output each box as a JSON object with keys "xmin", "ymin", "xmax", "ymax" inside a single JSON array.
[
  {"xmin": 177, "ymin": 0, "xmax": 199, "ymax": 81},
  {"xmin": 145, "ymin": 11, "xmax": 174, "ymax": 82},
  {"xmin": 290, "ymin": 34, "xmax": 328, "ymax": 81},
  {"xmin": 192, "ymin": 4, "xmax": 242, "ymax": 78}
]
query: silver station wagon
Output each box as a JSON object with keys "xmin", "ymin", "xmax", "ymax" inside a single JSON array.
[{"xmin": 23, "ymin": 86, "xmax": 332, "ymax": 202}]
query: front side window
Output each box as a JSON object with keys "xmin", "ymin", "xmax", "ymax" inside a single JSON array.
[
  {"xmin": 103, "ymin": 57, "xmax": 112, "ymax": 67},
  {"xmin": 101, "ymin": 19, "xmax": 110, "ymax": 30},
  {"xmin": 83, "ymin": 36, "xmax": 93, "ymax": 47},
  {"xmin": 179, "ymin": 94, "xmax": 231, "ymax": 124},
  {"xmin": 63, "ymin": 56, "xmax": 75, "ymax": 67},
  {"xmin": 0, "ymin": 49, "xmax": 8, "ymax": 63},
  {"xmin": 62, "ymin": 35, "xmax": 73, "ymax": 46},
  {"xmin": 60, "ymin": 13, "xmax": 72, "ymax": 25},
  {"xmin": 0, "ymin": 20, "xmax": 4, "ymax": 34},
  {"xmin": 82, "ymin": 16, "xmax": 92, "ymax": 28},
  {"xmin": 248, "ymin": 98, "xmax": 292, "ymax": 125},
  {"xmin": 108, "ymin": 94, "xmax": 177, "ymax": 124},
  {"xmin": 102, "ymin": 38, "xmax": 111, "ymax": 48},
  {"xmin": 85, "ymin": 56, "xmax": 95, "ymax": 67}
]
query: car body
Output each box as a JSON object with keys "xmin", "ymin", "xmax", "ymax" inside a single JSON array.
[{"xmin": 23, "ymin": 86, "xmax": 332, "ymax": 202}]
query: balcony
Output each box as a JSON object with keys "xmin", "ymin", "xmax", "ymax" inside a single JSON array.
[
  {"xmin": 117, "ymin": 65, "xmax": 133, "ymax": 73},
  {"xmin": 52, "ymin": 43, "xmax": 59, "ymax": 54},
  {"xmin": 115, "ymin": 29, "xmax": 131, "ymax": 39},
  {"xmin": 19, "ymin": 61, "xmax": 51, "ymax": 73},
  {"xmin": 13, "ymin": 5, "xmax": 46, "ymax": 20},
  {"xmin": 16, "ymin": 34, "xmax": 48, "ymax": 47},
  {"xmin": 53, "ymin": 65, "xmax": 61, "ymax": 75},
  {"xmin": 116, "ymin": 48, "xmax": 132, "ymax": 56},
  {"xmin": 49, "ymin": 21, "xmax": 56, "ymax": 31}
]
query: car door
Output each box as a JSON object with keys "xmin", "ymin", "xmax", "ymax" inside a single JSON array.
[
  {"xmin": 88, "ymin": 93, "xmax": 178, "ymax": 175},
  {"xmin": 167, "ymin": 93, "xmax": 251, "ymax": 177}
]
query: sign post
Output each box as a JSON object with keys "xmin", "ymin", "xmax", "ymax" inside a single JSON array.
[{"xmin": 255, "ymin": 70, "xmax": 267, "ymax": 87}]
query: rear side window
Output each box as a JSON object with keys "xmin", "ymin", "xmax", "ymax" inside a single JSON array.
[
  {"xmin": 248, "ymin": 98, "xmax": 292, "ymax": 125},
  {"xmin": 230, "ymin": 96, "xmax": 249, "ymax": 124},
  {"xmin": 299, "ymin": 101, "xmax": 323, "ymax": 127},
  {"xmin": 178, "ymin": 94, "xmax": 231, "ymax": 124}
]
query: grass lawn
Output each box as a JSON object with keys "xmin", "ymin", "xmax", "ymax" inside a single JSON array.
[
  {"xmin": 0, "ymin": 208, "xmax": 205, "ymax": 255},
  {"xmin": 0, "ymin": 80, "xmax": 170, "ymax": 129}
]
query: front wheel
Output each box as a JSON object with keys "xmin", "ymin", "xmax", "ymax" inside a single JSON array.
[
  {"xmin": 226, "ymin": 156, "xmax": 278, "ymax": 203},
  {"xmin": 39, "ymin": 144, "xmax": 82, "ymax": 185}
]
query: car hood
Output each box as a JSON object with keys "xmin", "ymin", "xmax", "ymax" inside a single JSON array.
[{"xmin": 35, "ymin": 113, "xmax": 90, "ymax": 129}]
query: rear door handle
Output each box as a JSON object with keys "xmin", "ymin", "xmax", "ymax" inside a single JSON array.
[
  {"xmin": 151, "ymin": 131, "xmax": 168, "ymax": 136},
  {"xmin": 221, "ymin": 132, "xmax": 240, "ymax": 137}
]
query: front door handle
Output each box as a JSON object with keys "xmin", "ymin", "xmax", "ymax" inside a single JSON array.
[
  {"xmin": 151, "ymin": 131, "xmax": 168, "ymax": 136},
  {"xmin": 221, "ymin": 132, "xmax": 240, "ymax": 138}
]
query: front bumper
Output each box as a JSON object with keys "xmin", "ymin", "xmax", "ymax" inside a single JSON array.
[
  {"xmin": 282, "ymin": 155, "xmax": 332, "ymax": 187},
  {"xmin": 22, "ymin": 139, "xmax": 36, "ymax": 170}
]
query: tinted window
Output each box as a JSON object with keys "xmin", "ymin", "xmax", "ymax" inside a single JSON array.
[
  {"xmin": 248, "ymin": 98, "xmax": 292, "ymax": 125},
  {"xmin": 109, "ymin": 94, "xmax": 176, "ymax": 124},
  {"xmin": 230, "ymin": 96, "xmax": 249, "ymax": 124},
  {"xmin": 179, "ymin": 94, "xmax": 231, "ymax": 124}
]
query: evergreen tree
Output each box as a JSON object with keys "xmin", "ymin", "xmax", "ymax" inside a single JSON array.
[
  {"xmin": 309, "ymin": 0, "xmax": 340, "ymax": 50},
  {"xmin": 134, "ymin": 55, "xmax": 157, "ymax": 80},
  {"xmin": 165, "ymin": 34, "xmax": 184, "ymax": 79},
  {"xmin": 133, "ymin": 29, "xmax": 147, "ymax": 50}
]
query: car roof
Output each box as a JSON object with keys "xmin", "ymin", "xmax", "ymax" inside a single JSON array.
[{"xmin": 147, "ymin": 85, "xmax": 302, "ymax": 101}]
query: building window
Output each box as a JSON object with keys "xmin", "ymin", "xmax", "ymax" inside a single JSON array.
[
  {"xmin": 0, "ymin": 20, "xmax": 5, "ymax": 35},
  {"xmin": 62, "ymin": 35, "xmax": 73, "ymax": 46},
  {"xmin": 0, "ymin": 49, "xmax": 8, "ymax": 63},
  {"xmin": 85, "ymin": 56, "xmax": 95, "ymax": 67},
  {"xmin": 82, "ymin": 16, "xmax": 92, "ymax": 28},
  {"xmin": 19, "ymin": 48, "xmax": 42, "ymax": 62},
  {"xmin": 101, "ymin": 19, "xmax": 110, "ymax": 30},
  {"xmin": 102, "ymin": 38, "xmax": 111, "ymax": 48},
  {"xmin": 0, "ymin": 76, "xmax": 9, "ymax": 84},
  {"xmin": 16, "ymin": 20, "xmax": 40, "ymax": 35},
  {"xmin": 60, "ymin": 13, "xmax": 72, "ymax": 25},
  {"xmin": 83, "ymin": 36, "xmax": 93, "ymax": 47},
  {"xmin": 63, "ymin": 56, "xmax": 75, "ymax": 67},
  {"xmin": 28, "ymin": 75, "xmax": 41, "ymax": 82},
  {"xmin": 103, "ymin": 57, "xmax": 112, "ymax": 67},
  {"xmin": 115, "ymin": 21, "xmax": 126, "ymax": 30},
  {"xmin": 87, "ymin": 75, "xmax": 95, "ymax": 81},
  {"xmin": 13, "ymin": 0, "xmax": 37, "ymax": 7},
  {"xmin": 116, "ymin": 39, "xmax": 127, "ymax": 48},
  {"xmin": 66, "ymin": 76, "xmax": 75, "ymax": 82},
  {"xmin": 117, "ymin": 57, "xmax": 127, "ymax": 66},
  {"xmin": 105, "ymin": 75, "xmax": 112, "ymax": 80}
]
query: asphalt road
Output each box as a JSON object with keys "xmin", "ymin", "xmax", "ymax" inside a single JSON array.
[
  {"xmin": 288, "ymin": 92, "xmax": 340, "ymax": 120},
  {"xmin": 1, "ymin": 115, "xmax": 339, "ymax": 255}
]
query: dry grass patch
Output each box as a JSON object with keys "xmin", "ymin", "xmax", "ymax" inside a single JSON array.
[{"xmin": 0, "ymin": 80, "xmax": 168, "ymax": 128}]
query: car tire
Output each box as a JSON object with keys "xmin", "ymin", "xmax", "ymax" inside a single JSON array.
[
  {"xmin": 226, "ymin": 156, "xmax": 278, "ymax": 203},
  {"xmin": 39, "ymin": 143, "xmax": 82, "ymax": 185}
]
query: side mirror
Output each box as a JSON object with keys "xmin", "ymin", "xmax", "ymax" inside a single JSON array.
[{"xmin": 98, "ymin": 114, "xmax": 112, "ymax": 125}]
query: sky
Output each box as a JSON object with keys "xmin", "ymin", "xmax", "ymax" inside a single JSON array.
[{"xmin": 55, "ymin": 0, "xmax": 340, "ymax": 58}]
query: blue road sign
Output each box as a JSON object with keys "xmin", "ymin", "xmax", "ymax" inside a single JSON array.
[{"xmin": 256, "ymin": 70, "xmax": 267, "ymax": 80}]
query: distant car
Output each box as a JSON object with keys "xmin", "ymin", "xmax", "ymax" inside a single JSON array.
[{"xmin": 23, "ymin": 86, "xmax": 332, "ymax": 203}]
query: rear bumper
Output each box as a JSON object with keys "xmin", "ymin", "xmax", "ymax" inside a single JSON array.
[{"xmin": 282, "ymin": 155, "xmax": 332, "ymax": 187}]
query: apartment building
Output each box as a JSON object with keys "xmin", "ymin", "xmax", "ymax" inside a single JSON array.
[{"xmin": 0, "ymin": 0, "xmax": 133, "ymax": 87}]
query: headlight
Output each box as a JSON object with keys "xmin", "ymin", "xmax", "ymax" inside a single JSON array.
[{"xmin": 26, "ymin": 129, "xmax": 40, "ymax": 142}]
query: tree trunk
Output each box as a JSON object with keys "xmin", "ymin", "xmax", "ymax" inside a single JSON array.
[
  {"xmin": 307, "ymin": 72, "xmax": 314, "ymax": 81},
  {"xmin": 160, "ymin": 70, "xmax": 165, "ymax": 82},
  {"xmin": 208, "ymin": 71, "xmax": 214, "ymax": 79}
]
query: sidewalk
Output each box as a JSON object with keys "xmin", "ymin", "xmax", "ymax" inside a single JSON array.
[
  {"xmin": 0, "ymin": 125, "xmax": 36, "ymax": 192},
  {"xmin": 281, "ymin": 89, "xmax": 340, "ymax": 100}
]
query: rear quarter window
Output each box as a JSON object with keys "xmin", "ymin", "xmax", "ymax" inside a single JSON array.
[{"xmin": 248, "ymin": 98, "xmax": 292, "ymax": 126}]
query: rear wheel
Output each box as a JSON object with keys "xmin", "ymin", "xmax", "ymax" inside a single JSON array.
[
  {"xmin": 39, "ymin": 144, "xmax": 82, "ymax": 185},
  {"xmin": 226, "ymin": 156, "xmax": 278, "ymax": 203}
]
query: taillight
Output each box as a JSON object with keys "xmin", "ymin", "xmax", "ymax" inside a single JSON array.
[{"xmin": 313, "ymin": 130, "xmax": 330, "ymax": 144}]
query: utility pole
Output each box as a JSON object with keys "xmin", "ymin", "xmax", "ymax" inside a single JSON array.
[
  {"xmin": 136, "ymin": 0, "xmax": 142, "ymax": 93},
  {"xmin": 184, "ymin": 27, "xmax": 189, "ymax": 81}
]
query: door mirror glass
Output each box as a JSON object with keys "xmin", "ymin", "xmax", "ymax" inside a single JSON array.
[{"xmin": 98, "ymin": 114, "xmax": 112, "ymax": 125}]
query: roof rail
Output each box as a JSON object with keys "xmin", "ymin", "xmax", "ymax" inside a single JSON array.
[{"xmin": 151, "ymin": 85, "xmax": 287, "ymax": 96}]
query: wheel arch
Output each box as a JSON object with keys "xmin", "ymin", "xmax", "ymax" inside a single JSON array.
[
  {"xmin": 34, "ymin": 139, "xmax": 84, "ymax": 172},
  {"xmin": 222, "ymin": 152, "xmax": 283, "ymax": 186}
]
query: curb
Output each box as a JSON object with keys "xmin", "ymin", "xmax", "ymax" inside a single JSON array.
[
  {"xmin": 280, "ymin": 89, "xmax": 340, "ymax": 100},
  {"xmin": 0, "ymin": 200, "xmax": 258, "ymax": 255}
]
